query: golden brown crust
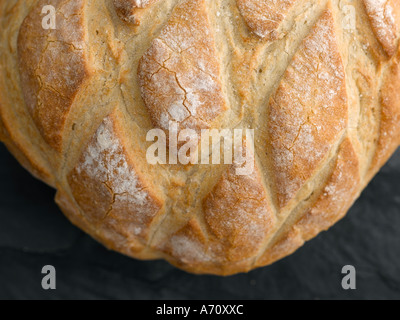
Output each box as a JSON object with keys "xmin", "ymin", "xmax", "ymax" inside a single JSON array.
[
  {"xmin": 257, "ymin": 137, "xmax": 360, "ymax": 267},
  {"xmin": 268, "ymin": 9, "xmax": 348, "ymax": 209},
  {"xmin": 363, "ymin": 0, "xmax": 400, "ymax": 56},
  {"xmin": 138, "ymin": 0, "xmax": 228, "ymax": 136},
  {"xmin": 0, "ymin": 0, "xmax": 399, "ymax": 276},
  {"xmin": 237, "ymin": 0, "xmax": 297, "ymax": 39},
  {"xmin": 113, "ymin": 0, "xmax": 159, "ymax": 25},
  {"xmin": 370, "ymin": 52, "xmax": 400, "ymax": 173},
  {"xmin": 68, "ymin": 108, "xmax": 164, "ymax": 246},
  {"xmin": 0, "ymin": 94, "xmax": 54, "ymax": 186},
  {"xmin": 162, "ymin": 218, "xmax": 217, "ymax": 274},
  {"xmin": 56, "ymin": 190, "xmax": 160, "ymax": 259},
  {"xmin": 160, "ymin": 141, "xmax": 276, "ymax": 275},
  {"xmin": 17, "ymin": 0, "xmax": 91, "ymax": 151},
  {"xmin": 203, "ymin": 141, "xmax": 276, "ymax": 262}
]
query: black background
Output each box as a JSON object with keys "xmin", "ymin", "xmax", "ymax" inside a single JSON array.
[{"xmin": 0, "ymin": 143, "xmax": 399, "ymax": 300}]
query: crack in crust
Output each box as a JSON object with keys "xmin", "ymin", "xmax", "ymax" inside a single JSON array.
[
  {"xmin": 68, "ymin": 109, "xmax": 164, "ymax": 249},
  {"xmin": 268, "ymin": 9, "xmax": 348, "ymax": 209},
  {"xmin": 138, "ymin": 0, "xmax": 228, "ymax": 136},
  {"xmin": 17, "ymin": 0, "xmax": 91, "ymax": 151}
]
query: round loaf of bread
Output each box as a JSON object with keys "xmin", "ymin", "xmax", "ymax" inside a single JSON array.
[{"xmin": 0, "ymin": 0, "xmax": 399, "ymax": 275}]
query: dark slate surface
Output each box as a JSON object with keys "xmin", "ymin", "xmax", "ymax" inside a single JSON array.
[{"xmin": 0, "ymin": 143, "xmax": 399, "ymax": 300}]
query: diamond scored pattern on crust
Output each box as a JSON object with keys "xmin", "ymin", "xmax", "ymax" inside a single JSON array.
[{"xmin": 13, "ymin": 0, "xmax": 400, "ymax": 275}]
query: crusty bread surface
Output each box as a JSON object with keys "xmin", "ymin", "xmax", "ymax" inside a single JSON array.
[{"xmin": 0, "ymin": 0, "xmax": 399, "ymax": 275}]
